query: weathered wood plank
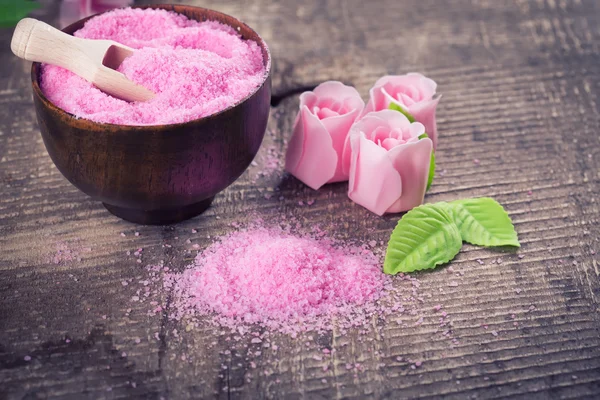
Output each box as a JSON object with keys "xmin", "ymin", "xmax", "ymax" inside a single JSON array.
[{"xmin": 1, "ymin": 0, "xmax": 600, "ymax": 399}]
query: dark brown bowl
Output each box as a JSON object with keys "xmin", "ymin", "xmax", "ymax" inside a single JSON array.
[{"xmin": 31, "ymin": 4, "xmax": 271, "ymax": 225}]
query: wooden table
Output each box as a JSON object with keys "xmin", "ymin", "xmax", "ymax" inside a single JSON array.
[{"xmin": 2, "ymin": 0, "xmax": 600, "ymax": 398}]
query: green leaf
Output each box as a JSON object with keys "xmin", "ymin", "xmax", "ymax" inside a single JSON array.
[
  {"xmin": 384, "ymin": 203, "xmax": 462, "ymax": 274},
  {"xmin": 0, "ymin": 0, "xmax": 41, "ymax": 28},
  {"xmin": 388, "ymin": 102, "xmax": 415, "ymax": 122},
  {"xmin": 448, "ymin": 197, "xmax": 520, "ymax": 247}
]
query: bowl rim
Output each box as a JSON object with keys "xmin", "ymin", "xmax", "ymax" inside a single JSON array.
[{"xmin": 30, "ymin": 3, "xmax": 272, "ymax": 132}]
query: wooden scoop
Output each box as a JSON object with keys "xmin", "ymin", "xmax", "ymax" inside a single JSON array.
[{"xmin": 11, "ymin": 18, "xmax": 154, "ymax": 102}]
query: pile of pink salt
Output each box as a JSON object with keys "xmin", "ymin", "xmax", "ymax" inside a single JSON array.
[
  {"xmin": 40, "ymin": 8, "xmax": 266, "ymax": 125},
  {"xmin": 165, "ymin": 226, "xmax": 394, "ymax": 334}
]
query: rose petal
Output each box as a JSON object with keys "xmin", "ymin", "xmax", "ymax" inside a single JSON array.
[
  {"xmin": 342, "ymin": 110, "xmax": 412, "ymax": 175},
  {"xmin": 317, "ymin": 108, "xmax": 340, "ymax": 119},
  {"xmin": 408, "ymin": 97, "xmax": 440, "ymax": 150},
  {"xmin": 320, "ymin": 108, "xmax": 361, "ymax": 182},
  {"xmin": 408, "ymin": 122, "xmax": 426, "ymax": 139},
  {"xmin": 385, "ymin": 138, "xmax": 433, "ymax": 213},
  {"xmin": 313, "ymin": 81, "xmax": 365, "ymax": 114},
  {"xmin": 381, "ymin": 137, "xmax": 401, "ymax": 150},
  {"xmin": 348, "ymin": 133, "xmax": 403, "ymax": 216},
  {"xmin": 300, "ymin": 91, "xmax": 319, "ymax": 110},
  {"xmin": 407, "ymin": 72, "xmax": 437, "ymax": 97},
  {"xmin": 362, "ymin": 74, "xmax": 437, "ymax": 118},
  {"xmin": 285, "ymin": 106, "xmax": 338, "ymax": 190}
]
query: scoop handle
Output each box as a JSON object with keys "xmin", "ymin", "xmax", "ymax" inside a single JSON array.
[{"xmin": 11, "ymin": 18, "xmax": 87, "ymax": 73}]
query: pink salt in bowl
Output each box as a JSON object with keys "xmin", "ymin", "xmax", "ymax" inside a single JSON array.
[{"xmin": 30, "ymin": 4, "xmax": 271, "ymax": 225}]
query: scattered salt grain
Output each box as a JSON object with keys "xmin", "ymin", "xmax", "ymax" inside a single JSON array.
[
  {"xmin": 24, "ymin": 356, "xmax": 31, "ymax": 361},
  {"xmin": 166, "ymin": 225, "xmax": 390, "ymax": 334}
]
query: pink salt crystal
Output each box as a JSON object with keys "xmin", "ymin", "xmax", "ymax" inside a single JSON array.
[
  {"xmin": 167, "ymin": 226, "xmax": 388, "ymax": 333},
  {"xmin": 473, "ymin": 159, "xmax": 480, "ymax": 165},
  {"xmin": 24, "ymin": 356, "xmax": 31, "ymax": 361},
  {"xmin": 135, "ymin": 232, "xmax": 140, "ymax": 237},
  {"xmin": 434, "ymin": 304, "xmax": 442, "ymax": 311},
  {"xmin": 41, "ymin": 9, "xmax": 266, "ymax": 126},
  {"xmin": 121, "ymin": 352, "xmax": 127, "ymax": 357},
  {"xmin": 491, "ymin": 330, "xmax": 498, "ymax": 337},
  {"xmin": 120, "ymin": 233, "xmax": 126, "ymax": 237},
  {"xmin": 414, "ymin": 361, "xmax": 422, "ymax": 367}
]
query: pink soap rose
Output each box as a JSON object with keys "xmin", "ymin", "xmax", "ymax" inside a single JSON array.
[
  {"xmin": 345, "ymin": 110, "xmax": 433, "ymax": 216},
  {"xmin": 285, "ymin": 81, "xmax": 365, "ymax": 190},
  {"xmin": 60, "ymin": 0, "xmax": 132, "ymax": 28},
  {"xmin": 363, "ymin": 73, "xmax": 440, "ymax": 149}
]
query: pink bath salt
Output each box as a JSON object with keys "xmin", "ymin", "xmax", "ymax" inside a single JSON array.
[
  {"xmin": 40, "ymin": 8, "xmax": 266, "ymax": 125},
  {"xmin": 167, "ymin": 226, "xmax": 391, "ymax": 333}
]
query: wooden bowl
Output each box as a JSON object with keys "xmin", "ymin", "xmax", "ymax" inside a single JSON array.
[{"xmin": 30, "ymin": 4, "xmax": 271, "ymax": 225}]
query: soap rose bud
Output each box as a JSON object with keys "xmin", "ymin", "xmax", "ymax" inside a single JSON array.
[
  {"xmin": 285, "ymin": 81, "xmax": 365, "ymax": 190},
  {"xmin": 363, "ymin": 73, "xmax": 440, "ymax": 149},
  {"xmin": 345, "ymin": 110, "xmax": 433, "ymax": 216}
]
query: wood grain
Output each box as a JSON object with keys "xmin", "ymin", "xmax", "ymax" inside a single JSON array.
[{"xmin": 1, "ymin": 0, "xmax": 600, "ymax": 399}]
